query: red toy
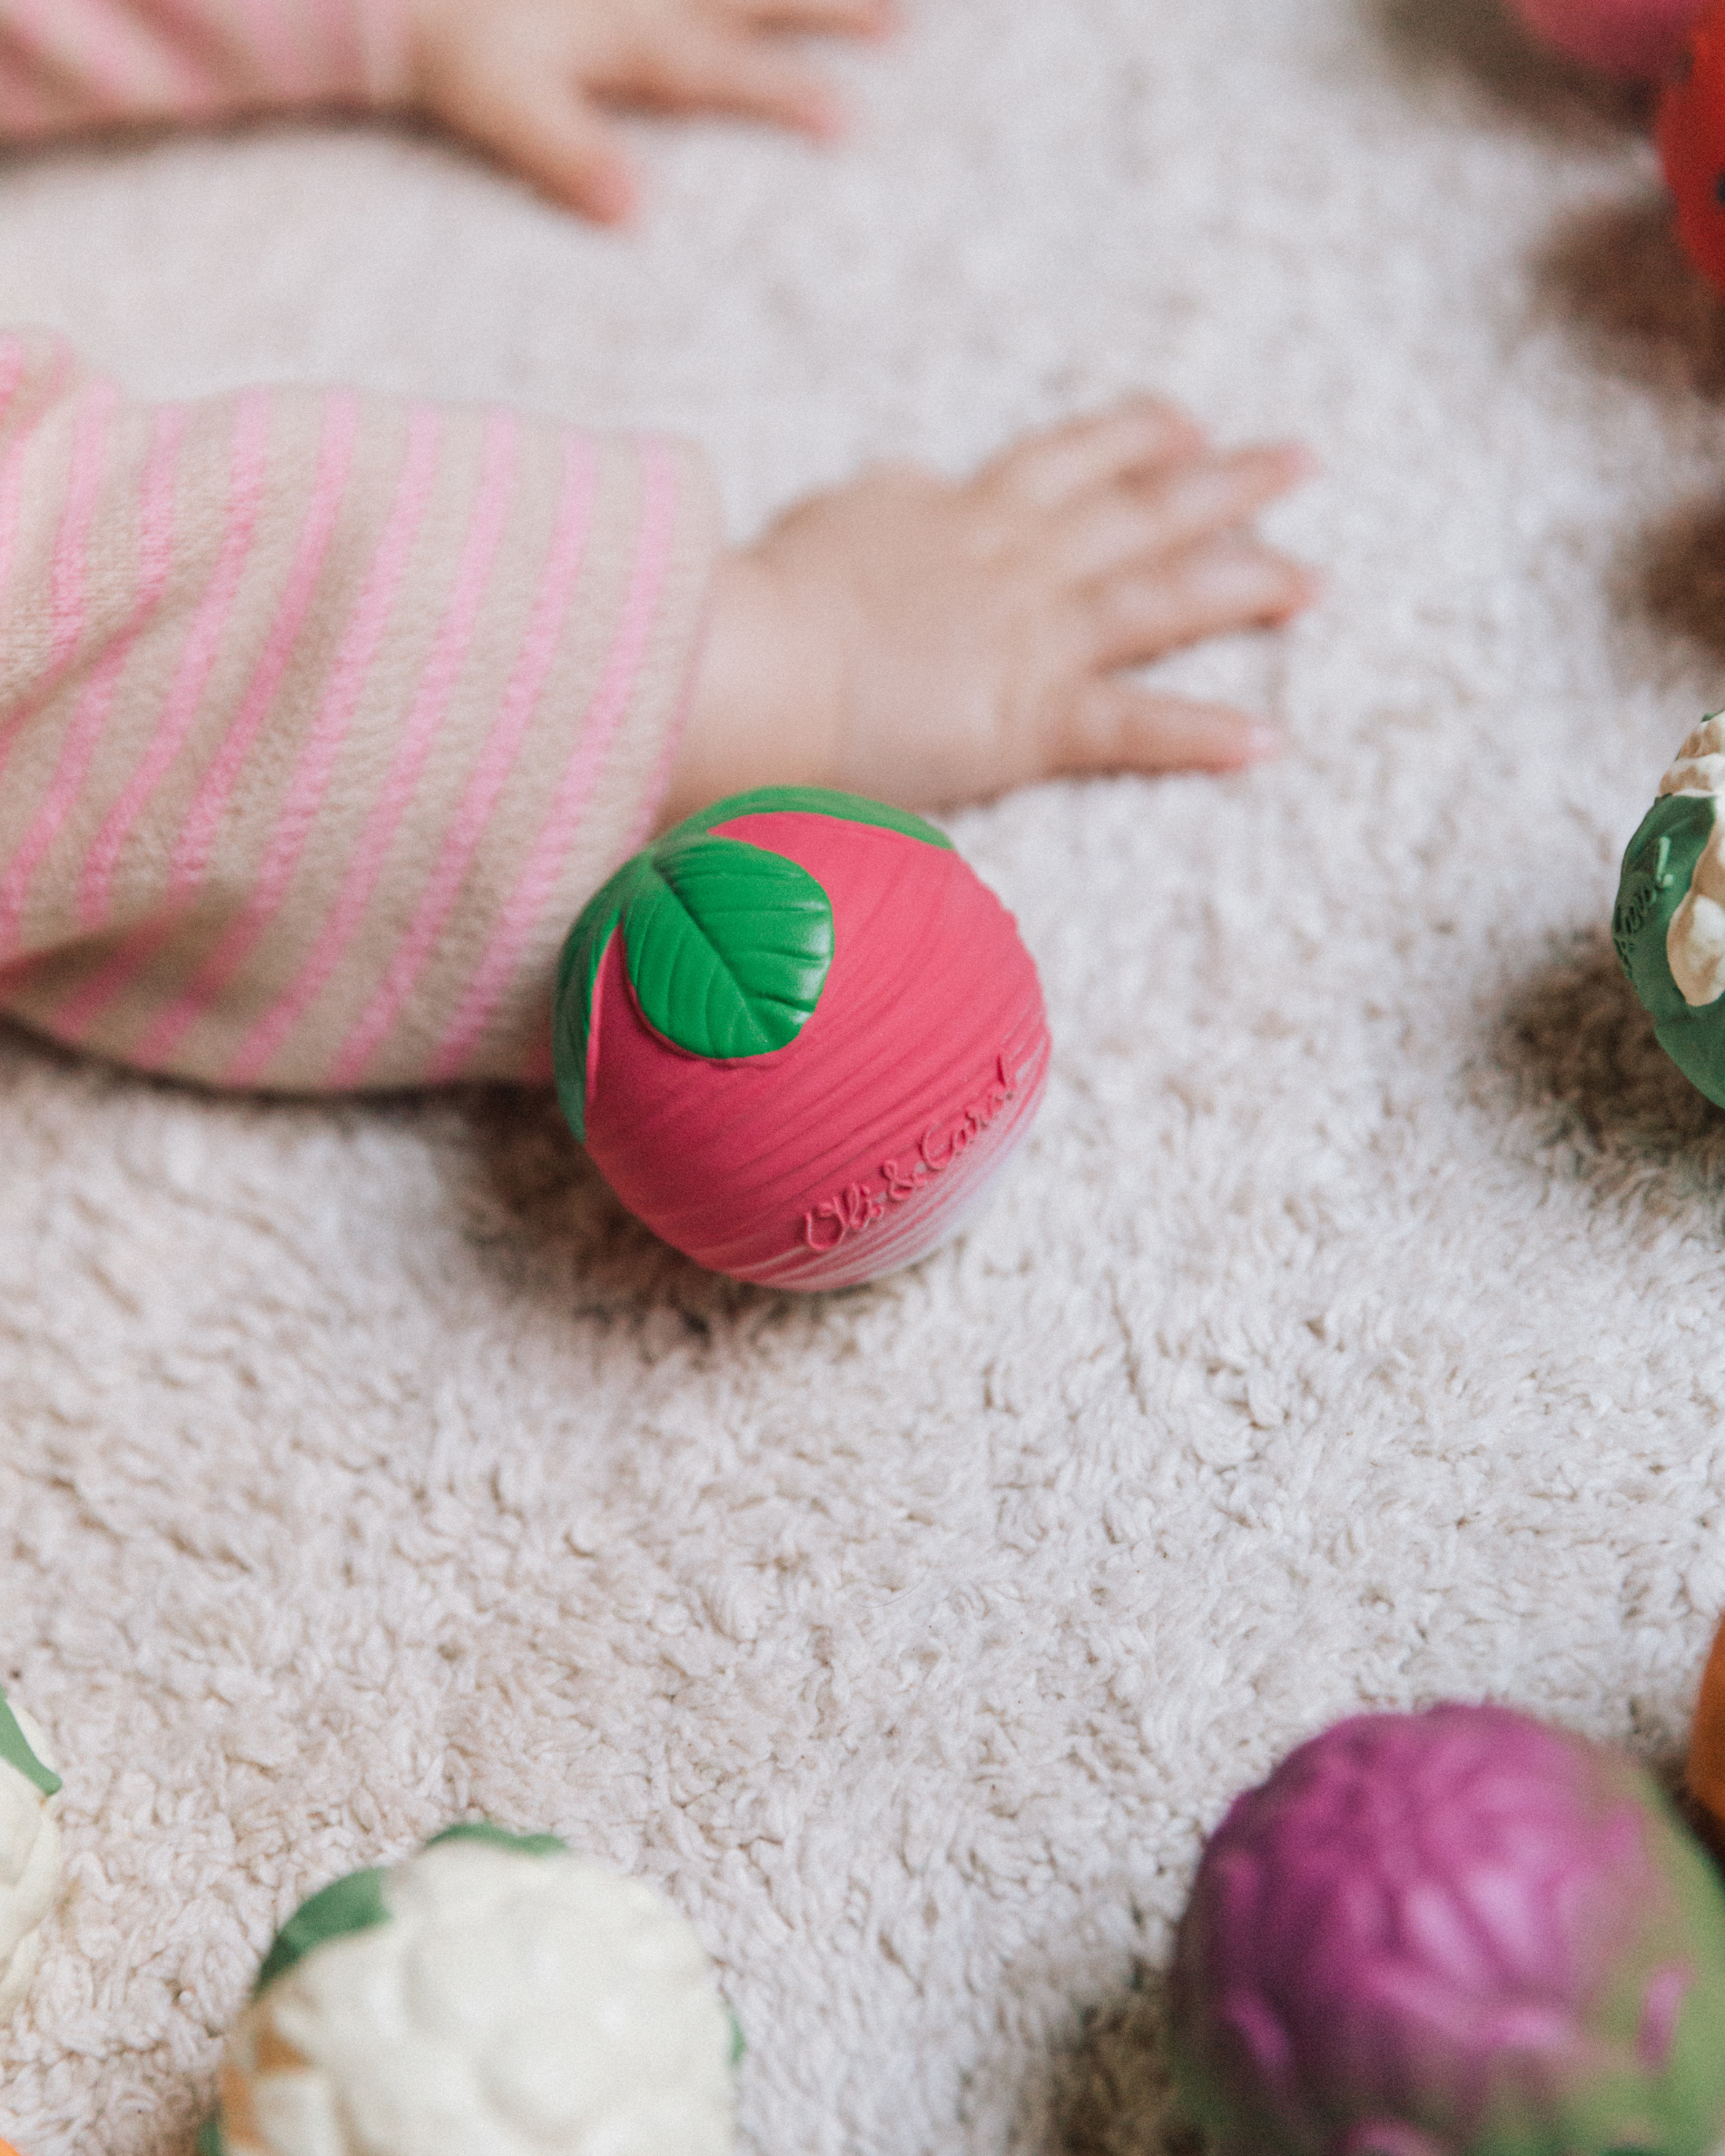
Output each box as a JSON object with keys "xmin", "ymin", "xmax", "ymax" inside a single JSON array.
[
  {"xmin": 554, "ymin": 788, "xmax": 1050, "ymax": 1290},
  {"xmin": 1689, "ymin": 1609, "xmax": 1725, "ymax": 1832},
  {"xmin": 1513, "ymin": 0, "xmax": 1705, "ymax": 79},
  {"xmin": 1661, "ymin": 0, "xmax": 1725, "ymax": 290}
]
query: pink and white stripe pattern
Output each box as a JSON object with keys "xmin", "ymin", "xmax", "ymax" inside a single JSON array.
[
  {"xmin": 0, "ymin": 330, "xmax": 721, "ymax": 1090},
  {"xmin": 0, "ymin": 0, "xmax": 413, "ymax": 137}
]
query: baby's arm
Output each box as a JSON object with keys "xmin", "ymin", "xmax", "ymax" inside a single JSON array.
[
  {"xmin": 0, "ymin": 330, "xmax": 719, "ymax": 1092},
  {"xmin": 0, "ymin": 335, "xmax": 1310, "ymax": 1098},
  {"xmin": 0, "ymin": 0, "xmax": 888, "ymax": 222}
]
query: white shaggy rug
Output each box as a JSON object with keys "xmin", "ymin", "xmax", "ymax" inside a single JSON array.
[{"xmin": 5, "ymin": 2, "xmax": 1725, "ymax": 2151}]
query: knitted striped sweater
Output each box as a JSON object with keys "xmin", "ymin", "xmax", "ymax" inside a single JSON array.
[
  {"xmin": 0, "ymin": 5, "xmax": 722, "ymax": 1092},
  {"xmin": 0, "ymin": 0, "xmax": 410, "ymax": 137}
]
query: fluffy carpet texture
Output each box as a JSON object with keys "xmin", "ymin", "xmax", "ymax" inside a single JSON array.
[{"xmin": 5, "ymin": 1, "xmax": 1725, "ymax": 2150}]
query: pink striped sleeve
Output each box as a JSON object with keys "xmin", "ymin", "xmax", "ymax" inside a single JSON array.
[
  {"xmin": 0, "ymin": 328, "xmax": 724, "ymax": 1093},
  {"xmin": 0, "ymin": 0, "xmax": 413, "ymax": 139}
]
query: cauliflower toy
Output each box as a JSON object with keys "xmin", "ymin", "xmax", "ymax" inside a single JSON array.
[
  {"xmin": 1661, "ymin": 1, "xmax": 1725, "ymax": 291},
  {"xmin": 1169, "ymin": 1704, "xmax": 1725, "ymax": 2156},
  {"xmin": 1612, "ymin": 713, "xmax": 1725, "ymax": 1105},
  {"xmin": 554, "ymin": 786, "xmax": 1050, "ymax": 1290},
  {"xmin": 1511, "ymin": 0, "xmax": 1705, "ymax": 78},
  {"xmin": 0, "ymin": 1684, "xmax": 61, "ymax": 2021},
  {"xmin": 202, "ymin": 1825, "xmax": 737, "ymax": 2156}
]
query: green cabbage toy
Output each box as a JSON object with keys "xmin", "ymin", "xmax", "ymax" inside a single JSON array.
[{"xmin": 1614, "ymin": 713, "xmax": 1725, "ymax": 1105}]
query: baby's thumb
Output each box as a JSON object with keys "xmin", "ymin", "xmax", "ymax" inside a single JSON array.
[{"xmin": 1060, "ymin": 683, "xmax": 1284, "ymax": 776}]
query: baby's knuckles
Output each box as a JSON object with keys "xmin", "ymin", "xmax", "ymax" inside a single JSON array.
[{"xmin": 404, "ymin": 0, "xmax": 666, "ymax": 99}]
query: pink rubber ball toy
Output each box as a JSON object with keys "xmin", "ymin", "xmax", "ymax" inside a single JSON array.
[
  {"xmin": 553, "ymin": 786, "xmax": 1050, "ymax": 1290},
  {"xmin": 1509, "ymin": 0, "xmax": 1705, "ymax": 77}
]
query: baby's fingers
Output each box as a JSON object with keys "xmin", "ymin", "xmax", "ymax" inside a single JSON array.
[
  {"xmin": 1059, "ymin": 684, "xmax": 1284, "ymax": 777},
  {"xmin": 1049, "ymin": 451, "xmax": 1310, "ymax": 583},
  {"xmin": 983, "ymin": 399, "xmax": 1209, "ymax": 511},
  {"xmin": 1116, "ymin": 442, "xmax": 1315, "ymax": 561},
  {"xmin": 643, "ymin": 29, "xmax": 846, "ymax": 133},
  {"xmin": 1084, "ymin": 534, "xmax": 1318, "ymax": 667},
  {"xmin": 731, "ymin": 0, "xmax": 897, "ymax": 36},
  {"xmin": 444, "ymin": 69, "xmax": 639, "ymax": 220}
]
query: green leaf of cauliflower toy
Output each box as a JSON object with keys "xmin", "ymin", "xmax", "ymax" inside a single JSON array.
[
  {"xmin": 206, "ymin": 1826, "xmax": 738, "ymax": 2156},
  {"xmin": 0, "ymin": 1684, "xmax": 62, "ymax": 2021}
]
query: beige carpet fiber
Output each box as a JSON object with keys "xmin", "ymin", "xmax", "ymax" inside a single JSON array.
[{"xmin": 6, "ymin": 1, "xmax": 1725, "ymax": 2150}]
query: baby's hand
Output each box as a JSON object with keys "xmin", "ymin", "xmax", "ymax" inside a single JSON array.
[
  {"xmin": 404, "ymin": 0, "xmax": 892, "ymax": 221},
  {"xmin": 663, "ymin": 400, "xmax": 1318, "ymax": 822}
]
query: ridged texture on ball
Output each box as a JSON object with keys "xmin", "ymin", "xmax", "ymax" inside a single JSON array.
[
  {"xmin": 562, "ymin": 793, "xmax": 1050, "ymax": 1290},
  {"xmin": 1169, "ymin": 1704, "xmax": 1725, "ymax": 2156},
  {"xmin": 1512, "ymin": 0, "xmax": 1703, "ymax": 78},
  {"xmin": 1661, "ymin": 2, "xmax": 1725, "ymax": 290},
  {"xmin": 210, "ymin": 1832, "xmax": 736, "ymax": 2156}
]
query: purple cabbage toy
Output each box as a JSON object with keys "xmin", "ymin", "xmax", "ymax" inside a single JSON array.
[{"xmin": 1168, "ymin": 1705, "xmax": 1725, "ymax": 2156}]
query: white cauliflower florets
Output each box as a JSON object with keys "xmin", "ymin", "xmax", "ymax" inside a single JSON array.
[
  {"xmin": 1659, "ymin": 711, "xmax": 1725, "ymax": 801},
  {"xmin": 212, "ymin": 1829, "xmax": 737, "ymax": 2156},
  {"xmin": 0, "ymin": 1687, "xmax": 62, "ymax": 2020}
]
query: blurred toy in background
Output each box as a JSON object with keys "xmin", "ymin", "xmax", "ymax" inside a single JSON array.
[
  {"xmin": 1511, "ymin": 0, "xmax": 1705, "ymax": 78},
  {"xmin": 1660, "ymin": 1, "xmax": 1725, "ymax": 290},
  {"xmin": 201, "ymin": 1823, "xmax": 737, "ymax": 2156},
  {"xmin": 1613, "ymin": 713, "xmax": 1725, "ymax": 1105},
  {"xmin": 0, "ymin": 1684, "xmax": 61, "ymax": 2021},
  {"xmin": 1168, "ymin": 1702, "xmax": 1725, "ymax": 2156},
  {"xmin": 554, "ymin": 786, "xmax": 1050, "ymax": 1291}
]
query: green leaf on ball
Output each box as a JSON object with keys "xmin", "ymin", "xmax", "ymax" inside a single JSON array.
[
  {"xmin": 554, "ymin": 859, "xmax": 642, "ymax": 1145},
  {"xmin": 552, "ymin": 786, "xmax": 944, "ymax": 1142},
  {"xmin": 676, "ymin": 784, "xmax": 953, "ymax": 852},
  {"xmin": 622, "ymin": 832, "xmax": 833, "ymax": 1062}
]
